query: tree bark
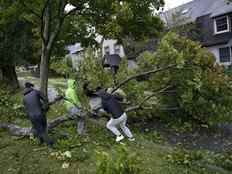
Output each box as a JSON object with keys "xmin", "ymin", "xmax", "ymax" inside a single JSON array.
[
  {"xmin": 40, "ymin": 46, "xmax": 50, "ymax": 98},
  {"xmin": 0, "ymin": 116, "xmax": 72, "ymax": 136},
  {"xmin": 0, "ymin": 65, "xmax": 19, "ymax": 88},
  {"xmin": 39, "ymin": 0, "xmax": 66, "ymax": 98},
  {"xmin": 99, "ymin": 37, "xmax": 104, "ymax": 60},
  {"xmin": 0, "ymin": 68, "xmax": 3, "ymax": 81},
  {"xmin": 40, "ymin": 0, "xmax": 51, "ymax": 98}
]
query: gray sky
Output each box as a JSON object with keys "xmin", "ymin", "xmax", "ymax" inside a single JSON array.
[
  {"xmin": 65, "ymin": 1, "xmax": 194, "ymax": 12},
  {"xmin": 164, "ymin": 0, "xmax": 193, "ymax": 9}
]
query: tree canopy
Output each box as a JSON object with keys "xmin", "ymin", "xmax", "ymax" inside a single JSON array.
[
  {"xmin": 74, "ymin": 32, "xmax": 232, "ymax": 125},
  {"xmin": 14, "ymin": 0, "xmax": 165, "ymax": 97},
  {"xmin": 0, "ymin": 0, "xmax": 34, "ymax": 87}
]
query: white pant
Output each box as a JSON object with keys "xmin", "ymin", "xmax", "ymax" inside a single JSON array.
[{"xmin": 106, "ymin": 113, "xmax": 133, "ymax": 138}]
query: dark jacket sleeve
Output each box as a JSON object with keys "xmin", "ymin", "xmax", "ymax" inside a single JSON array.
[
  {"xmin": 101, "ymin": 100, "xmax": 109, "ymax": 113},
  {"xmin": 23, "ymin": 98, "xmax": 29, "ymax": 116},
  {"xmin": 112, "ymin": 94, "xmax": 123, "ymax": 102}
]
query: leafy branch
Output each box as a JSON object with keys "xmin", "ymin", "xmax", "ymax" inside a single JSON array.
[{"xmin": 111, "ymin": 64, "xmax": 177, "ymax": 93}]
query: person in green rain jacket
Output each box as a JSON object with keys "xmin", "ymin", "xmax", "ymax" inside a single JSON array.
[{"xmin": 65, "ymin": 79, "xmax": 85, "ymax": 135}]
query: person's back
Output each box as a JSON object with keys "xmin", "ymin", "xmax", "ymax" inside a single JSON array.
[
  {"xmin": 95, "ymin": 88, "xmax": 134, "ymax": 142},
  {"xmin": 101, "ymin": 92, "xmax": 124, "ymax": 119},
  {"xmin": 23, "ymin": 82, "xmax": 53, "ymax": 147},
  {"xmin": 23, "ymin": 87, "xmax": 43, "ymax": 117}
]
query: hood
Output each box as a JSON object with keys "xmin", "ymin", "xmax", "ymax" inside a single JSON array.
[
  {"xmin": 23, "ymin": 87, "xmax": 33, "ymax": 96},
  {"xmin": 67, "ymin": 79, "xmax": 76, "ymax": 89}
]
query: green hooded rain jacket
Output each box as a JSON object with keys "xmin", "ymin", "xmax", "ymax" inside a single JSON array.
[{"xmin": 65, "ymin": 79, "xmax": 81, "ymax": 109}]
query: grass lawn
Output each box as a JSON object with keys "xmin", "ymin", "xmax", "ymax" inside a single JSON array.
[
  {"xmin": 0, "ymin": 126, "xmax": 210, "ymax": 174},
  {"xmin": 0, "ymin": 107, "xmax": 220, "ymax": 174}
]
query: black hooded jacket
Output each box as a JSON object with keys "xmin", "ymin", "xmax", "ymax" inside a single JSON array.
[
  {"xmin": 23, "ymin": 87, "xmax": 47, "ymax": 117},
  {"xmin": 97, "ymin": 90, "xmax": 124, "ymax": 119}
]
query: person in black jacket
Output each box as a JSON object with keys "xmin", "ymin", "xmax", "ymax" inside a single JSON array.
[
  {"xmin": 95, "ymin": 88, "xmax": 135, "ymax": 142},
  {"xmin": 23, "ymin": 82, "xmax": 53, "ymax": 147}
]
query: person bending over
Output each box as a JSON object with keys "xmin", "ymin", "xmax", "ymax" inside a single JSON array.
[
  {"xmin": 23, "ymin": 82, "xmax": 53, "ymax": 147},
  {"xmin": 95, "ymin": 88, "xmax": 135, "ymax": 142}
]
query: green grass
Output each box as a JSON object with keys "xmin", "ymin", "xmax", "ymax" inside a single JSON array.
[
  {"xmin": 0, "ymin": 115, "xmax": 219, "ymax": 174},
  {"xmin": 17, "ymin": 73, "xmax": 67, "ymax": 90}
]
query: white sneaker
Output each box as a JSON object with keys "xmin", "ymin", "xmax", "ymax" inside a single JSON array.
[
  {"xmin": 128, "ymin": 137, "xmax": 135, "ymax": 142},
  {"xmin": 116, "ymin": 135, "xmax": 124, "ymax": 142}
]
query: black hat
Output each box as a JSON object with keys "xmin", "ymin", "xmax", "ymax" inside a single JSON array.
[{"xmin": 25, "ymin": 82, "xmax": 34, "ymax": 88}]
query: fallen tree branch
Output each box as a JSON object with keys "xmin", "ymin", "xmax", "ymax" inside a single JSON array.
[
  {"xmin": 0, "ymin": 123, "xmax": 32, "ymax": 136},
  {"xmin": 125, "ymin": 85, "xmax": 171, "ymax": 112},
  {"xmin": 0, "ymin": 115, "xmax": 73, "ymax": 136},
  {"xmin": 111, "ymin": 64, "xmax": 176, "ymax": 93},
  {"xmin": 0, "ymin": 85, "xmax": 173, "ymax": 136}
]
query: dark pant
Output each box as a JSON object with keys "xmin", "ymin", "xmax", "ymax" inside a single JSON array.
[
  {"xmin": 68, "ymin": 107, "xmax": 86, "ymax": 135},
  {"xmin": 29, "ymin": 114, "xmax": 53, "ymax": 146}
]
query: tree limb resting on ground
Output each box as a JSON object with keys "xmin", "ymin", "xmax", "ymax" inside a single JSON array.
[
  {"xmin": 0, "ymin": 116, "xmax": 73, "ymax": 136},
  {"xmin": 0, "ymin": 85, "xmax": 171, "ymax": 137},
  {"xmin": 0, "ymin": 66, "xmax": 176, "ymax": 137}
]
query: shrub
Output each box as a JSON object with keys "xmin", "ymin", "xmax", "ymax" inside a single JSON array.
[
  {"xmin": 50, "ymin": 56, "xmax": 74, "ymax": 77},
  {"xmin": 96, "ymin": 145, "xmax": 141, "ymax": 174},
  {"xmin": 165, "ymin": 148, "xmax": 203, "ymax": 166},
  {"xmin": 151, "ymin": 32, "xmax": 232, "ymax": 125},
  {"xmin": 75, "ymin": 49, "xmax": 113, "ymax": 91},
  {"xmin": 74, "ymin": 32, "xmax": 232, "ymax": 125},
  {"xmin": 0, "ymin": 86, "xmax": 25, "ymax": 121}
]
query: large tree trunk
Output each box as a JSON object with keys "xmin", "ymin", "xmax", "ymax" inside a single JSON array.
[
  {"xmin": 39, "ymin": 0, "xmax": 65, "ymax": 98},
  {"xmin": 40, "ymin": 1, "xmax": 51, "ymax": 98},
  {"xmin": 0, "ymin": 65, "xmax": 19, "ymax": 88},
  {"xmin": 40, "ymin": 46, "xmax": 50, "ymax": 98},
  {"xmin": 99, "ymin": 37, "xmax": 104, "ymax": 60},
  {"xmin": 0, "ymin": 116, "xmax": 72, "ymax": 136},
  {"xmin": 0, "ymin": 68, "xmax": 3, "ymax": 81}
]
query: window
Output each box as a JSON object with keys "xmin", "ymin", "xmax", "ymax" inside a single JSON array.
[
  {"xmin": 219, "ymin": 47, "xmax": 231, "ymax": 63},
  {"xmin": 114, "ymin": 44, "xmax": 120, "ymax": 55},
  {"xmin": 214, "ymin": 16, "xmax": 230, "ymax": 34},
  {"xmin": 104, "ymin": 46, "xmax": 110, "ymax": 55}
]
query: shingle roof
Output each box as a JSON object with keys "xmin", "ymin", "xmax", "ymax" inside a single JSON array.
[
  {"xmin": 209, "ymin": 0, "xmax": 232, "ymax": 17},
  {"xmin": 161, "ymin": 0, "xmax": 232, "ymax": 25}
]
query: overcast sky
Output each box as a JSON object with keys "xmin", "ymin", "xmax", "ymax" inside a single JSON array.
[
  {"xmin": 65, "ymin": 1, "xmax": 194, "ymax": 12},
  {"xmin": 164, "ymin": 0, "xmax": 193, "ymax": 9}
]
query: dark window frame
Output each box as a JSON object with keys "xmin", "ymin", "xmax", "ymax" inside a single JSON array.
[
  {"xmin": 214, "ymin": 16, "xmax": 230, "ymax": 34},
  {"xmin": 219, "ymin": 47, "xmax": 231, "ymax": 63}
]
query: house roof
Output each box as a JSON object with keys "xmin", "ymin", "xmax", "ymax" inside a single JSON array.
[
  {"xmin": 161, "ymin": 0, "xmax": 232, "ymax": 26},
  {"xmin": 209, "ymin": 0, "xmax": 232, "ymax": 17}
]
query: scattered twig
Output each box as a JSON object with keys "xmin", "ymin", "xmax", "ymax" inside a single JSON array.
[{"xmin": 33, "ymin": 147, "xmax": 47, "ymax": 152}]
